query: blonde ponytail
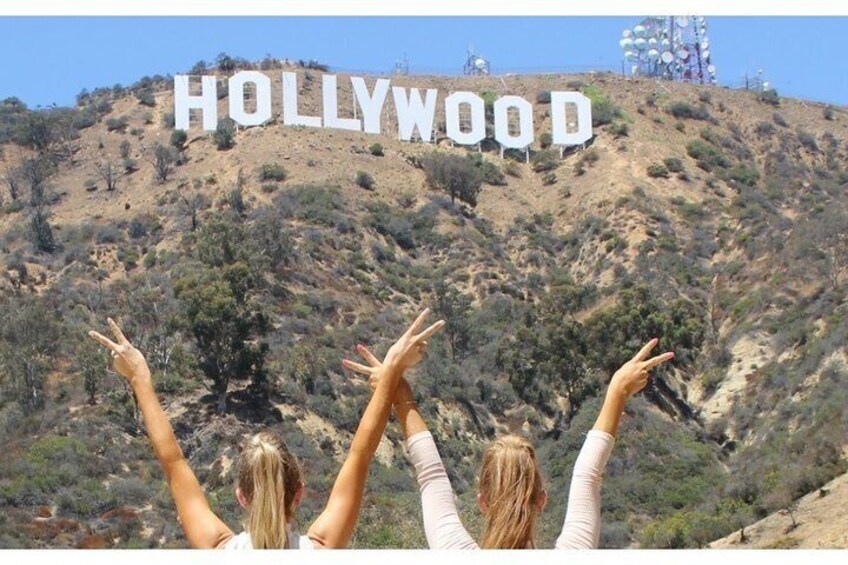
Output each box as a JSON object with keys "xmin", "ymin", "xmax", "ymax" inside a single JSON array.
[
  {"xmin": 237, "ymin": 432, "xmax": 302, "ymax": 549},
  {"xmin": 478, "ymin": 434, "xmax": 544, "ymax": 549}
]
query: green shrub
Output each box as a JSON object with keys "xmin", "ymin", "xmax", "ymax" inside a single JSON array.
[
  {"xmin": 536, "ymin": 91, "xmax": 552, "ymax": 104},
  {"xmin": 728, "ymin": 164, "xmax": 760, "ymax": 187},
  {"xmin": 259, "ymin": 163, "xmax": 288, "ymax": 182},
  {"xmin": 797, "ymin": 129, "xmax": 818, "ymax": 152},
  {"xmin": 542, "ymin": 172, "xmax": 557, "ymax": 186},
  {"xmin": 106, "ymin": 116, "xmax": 128, "ymax": 133},
  {"xmin": 667, "ymin": 102, "xmax": 712, "ymax": 121},
  {"xmin": 161, "ymin": 111, "xmax": 176, "ymax": 129},
  {"xmin": 468, "ymin": 153, "xmax": 506, "ymax": 185},
  {"xmin": 135, "ymin": 90, "xmax": 156, "ymax": 107},
  {"xmin": 581, "ymin": 84, "xmax": 622, "ymax": 126},
  {"xmin": 369, "ymin": 142, "xmax": 384, "ymax": 156},
  {"xmin": 755, "ymin": 121, "xmax": 775, "ymax": 136},
  {"xmin": 663, "ymin": 157, "xmax": 684, "ymax": 173},
  {"xmin": 212, "ymin": 118, "xmax": 236, "ymax": 150},
  {"xmin": 170, "ymin": 130, "xmax": 187, "ymax": 151},
  {"xmin": 686, "ymin": 139, "xmax": 730, "ymax": 171},
  {"xmin": 647, "ymin": 164, "xmax": 670, "ymax": 178},
  {"xmin": 355, "ymin": 170, "xmax": 375, "ymax": 190},
  {"xmin": 421, "ymin": 152, "xmax": 483, "ymax": 207},
  {"xmin": 119, "ymin": 139, "xmax": 132, "ymax": 159},
  {"xmin": 607, "ymin": 122, "xmax": 629, "ymax": 138},
  {"xmin": 539, "ymin": 132, "xmax": 553, "ymax": 149},
  {"xmin": 823, "ymin": 106, "xmax": 836, "ymax": 121},
  {"xmin": 772, "ymin": 112, "xmax": 789, "ymax": 128},
  {"xmin": 531, "ymin": 149, "xmax": 560, "ymax": 172}
]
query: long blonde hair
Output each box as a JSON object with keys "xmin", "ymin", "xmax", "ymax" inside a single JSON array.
[
  {"xmin": 478, "ymin": 434, "xmax": 545, "ymax": 549},
  {"xmin": 237, "ymin": 431, "xmax": 302, "ymax": 549}
]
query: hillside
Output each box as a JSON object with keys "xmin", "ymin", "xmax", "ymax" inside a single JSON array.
[
  {"xmin": 0, "ymin": 59, "xmax": 847, "ymax": 549},
  {"xmin": 710, "ymin": 470, "xmax": 848, "ymax": 549}
]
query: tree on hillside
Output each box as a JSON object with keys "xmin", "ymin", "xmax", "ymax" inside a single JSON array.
[
  {"xmin": 173, "ymin": 218, "xmax": 269, "ymax": 412},
  {"xmin": 213, "ymin": 117, "xmax": 236, "ymax": 150},
  {"xmin": 177, "ymin": 185, "xmax": 207, "ymax": 232},
  {"xmin": 17, "ymin": 156, "xmax": 59, "ymax": 253},
  {"xmin": 432, "ymin": 280, "xmax": 475, "ymax": 361},
  {"xmin": 174, "ymin": 264, "xmax": 269, "ymax": 413},
  {"xmin": 75, "ymin": 338, "xmax": 108, "ymax": 405},
  {"xmin": 92, "ymin": 159, "xmax": 122, "ymax": 191},
  {"xmin": 0, "ymin": 296, "xmax": 61, "ymax": 413},
  {"xmin": 791, "ymin": 205, "xmax": 848, "ymax": 290},
  {"xmin": 421, "ymin": 152, "xmax": 483, "ymax": 207},
  {"xmin": 150, "ymin": 144, "xmax": 178, "ymax": 183},
  {"xmin": 3, "ymin": 168, "xmax": 21, "ymax": 201}
]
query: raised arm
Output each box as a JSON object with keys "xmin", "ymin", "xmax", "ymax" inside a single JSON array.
[
  {"xmin": 345, "ymin": 347, "xmax": 478, "ymax": 549},
  {"xmin": 307, "ymin": 309, "xmax": 444, "ymax": 549},
  {"xmin": 556, "ymin": 338, "xmax": 674, "ymax": 549},
  {"xmin": 88, "ymin": 318, "xmax": 232, "ymax": 549}
]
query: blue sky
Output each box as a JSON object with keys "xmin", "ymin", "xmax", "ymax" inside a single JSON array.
[{"xmin": 0, "ymin": 17, "xmax": 845, "ymax": 108}]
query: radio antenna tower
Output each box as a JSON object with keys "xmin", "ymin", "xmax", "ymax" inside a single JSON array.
[
  {"xmin": 619, "ymin": 16, "xmax": 716, "ymax": 84},
  {"xmin": 393, "ymin": 54, "xmax": 409, "ymax": 76},
  {"xmin": 463, "ymin": 46, "xmax": 490, "ymax": 76}
]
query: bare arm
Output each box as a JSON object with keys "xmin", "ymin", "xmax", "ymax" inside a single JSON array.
[
  {"xmin": 89, "ymin": 319, "xmax": 232, "ymax": 549},
  {"xmin": 308, "ymin": 309, "xmax": 445, "ymax": 549},
  {"xmin": 345, "ymin": 351, "xmax": 477, "ymax": 549}
]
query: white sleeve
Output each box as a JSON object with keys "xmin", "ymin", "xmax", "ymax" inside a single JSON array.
[
  {"xmin": 405, "ymin": 431, "xmax": 479, "ymax": 549},
  {"xmin": 554, "ymin": 430, "xmax": 615, "ymax": 549}
]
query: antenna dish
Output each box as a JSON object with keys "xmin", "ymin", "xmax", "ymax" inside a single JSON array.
[{"xmin": 619, "ymin": 15, "xmax": 717, "ymax": 85}]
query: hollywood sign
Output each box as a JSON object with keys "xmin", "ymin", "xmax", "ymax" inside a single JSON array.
[{"xmin": 173, "ymin": 71, "xmax": 593, "ymax": 149}]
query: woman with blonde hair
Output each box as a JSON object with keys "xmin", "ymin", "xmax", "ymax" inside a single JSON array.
[
  {"xmin": 88, "ymin": 309, "xmax": 443, "ymax": 549},
  {"xmin": 344, "ymin": 337, "xmax": 673, "ymax": 549}
]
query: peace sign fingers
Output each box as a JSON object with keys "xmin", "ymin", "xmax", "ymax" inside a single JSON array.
[
  {"xmin": 355, "ymin": 344, "xmax": 382, "ymax": 368},
  {"xmin": 641, "ymin": 351, "xmax": 675, "ymax": 371},
  {"xmin": 633, "ymin": 338, "xmax": 659, "ymax": 362},
  {"xmin": 88, "ymin": 330, "xmax": 120, "ymax": 353},
  {"xmin": 413, "ymin": 319, "xmax": 445, "ymax": 343},
  {"xmin": 107, "ymin": 317, "xmax": 130, "ymax": 346},
  {"xmin": 342, "ymin": 359, "xmax": 377, "ymax": 375}
]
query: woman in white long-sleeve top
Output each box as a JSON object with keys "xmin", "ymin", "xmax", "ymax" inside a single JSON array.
[{"xmin": 344, "ymin": 337, "xmax": 674, "ymax": 549}]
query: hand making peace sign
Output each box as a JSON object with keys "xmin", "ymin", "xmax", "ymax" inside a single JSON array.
[
  {"xmin": 610, "ymin": 338, "xmax": 675, "ymax": 398},
  {"xmin": 88, "ymin": 317, "xmax": 151, "ymax": 387}
]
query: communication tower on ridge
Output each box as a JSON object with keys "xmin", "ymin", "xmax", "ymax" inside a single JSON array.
[
  {"xmin": 463, "ymin": 46, "xmax": 490, "ymax": 76},
  {"xmin": 619, "ymin": 16, "xmax": 716, "ymax": 84},
  {"xmin": 393, "ymin": 54, "xmax": 410, "ymax": 76}
]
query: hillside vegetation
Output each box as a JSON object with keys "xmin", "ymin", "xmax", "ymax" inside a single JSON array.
[{"xmin": 0, "ymin": 57, "xmax": 847, "ymax": 548}]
